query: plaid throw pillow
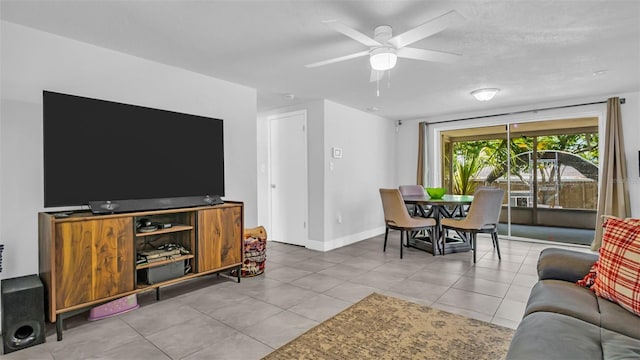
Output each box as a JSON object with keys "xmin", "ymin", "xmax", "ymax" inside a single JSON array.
[
  {"xmin": 577, "ymin": 261, "xmax": 598, "ymax": 288},
  {"xmin": 592, "ymin": 217, "xmax": 640, "ymax": 316}
]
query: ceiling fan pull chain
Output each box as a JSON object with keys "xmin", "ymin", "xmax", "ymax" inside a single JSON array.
[
  {"xmin": 388, "ymin": 70, "xmax": 391, "ymax": 89},
  {"xmin": 376, "ymin": 72, "xmax": 380, "ymax": 97}
]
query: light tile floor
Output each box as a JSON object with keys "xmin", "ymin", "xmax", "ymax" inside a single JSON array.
[{"xmin": 3, "ymin": 233, "xmax": 591, "ymax": 360}]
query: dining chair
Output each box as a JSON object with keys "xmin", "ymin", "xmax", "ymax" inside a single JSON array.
[
  {"xmin": 379, "ymin": 188, "xmax": 437, "ymax": 258},
  {"xmin": 453, "ymin": 185, "xmax": 498, "ymax": 216},
  {"xmin": 399, "ymin": 185, "xmax": 426, "ymax": 216},
  {"xmin": 440, "ymin": 187, "xmax": 505, "ymax": 263}
]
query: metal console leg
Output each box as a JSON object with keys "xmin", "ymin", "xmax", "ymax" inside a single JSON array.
[
  {"xmin": 56, "ymin": 307, "xmax": 98, "ymax": 340},
  {"xmin": 56, "ymin": 316, "xmax": 63, "ymax": 341}
]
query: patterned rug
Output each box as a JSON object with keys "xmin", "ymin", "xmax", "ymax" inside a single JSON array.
[{"xmin": 263, "ymin": 293, "xmax": 515, "ymax": 360}]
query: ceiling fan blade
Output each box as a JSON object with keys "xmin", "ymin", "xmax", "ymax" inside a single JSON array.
[
  {"xmin": 369, "ymin": 69, "xmax": 385, "ymax": 82},
  {"xmin": 388, "ymin": 10, "xmax": 464, "ymax": 49},
  {"xmin": 397, "ymin": 47, "xmax": 461, "ymax": 63},
  {"xmin": 305, "ymin": 50, "xmax": 370, "ymax": 68},
  {"xmin": 322, "ymin": 20, "xmax": 381, "ymax": 47}
]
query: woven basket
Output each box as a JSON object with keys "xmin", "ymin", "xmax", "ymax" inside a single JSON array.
[{"xmin": 237, "ymin": 226, "xmax": 267, "ymax": 277}]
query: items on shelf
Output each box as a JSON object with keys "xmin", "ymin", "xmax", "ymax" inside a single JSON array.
[
  {"xmin": 137, "ymin": 243, "xmax": 190, "ymax": 265},
  {"xmin": 136, "ymin": 218, "xmax": 173, "ymax": 233}
]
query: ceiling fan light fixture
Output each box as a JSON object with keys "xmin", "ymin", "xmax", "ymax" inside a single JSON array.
[
  {"xmin": 470, "ymin": 88, "xmax": 500, "ymax": 101},
  {"xmin": 370, "ymin": 47, "xmax": 397, "ymax": 71}
]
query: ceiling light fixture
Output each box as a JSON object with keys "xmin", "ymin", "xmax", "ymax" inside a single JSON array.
[
  {"xmin": 370, "ymin": 47, "xmax": 397, "ymax": 71},
  {"xmin": 470, "ymin": 88, "xmax": 500, "ymax": 101}
]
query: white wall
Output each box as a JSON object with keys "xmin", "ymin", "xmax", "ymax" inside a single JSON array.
[
  {"xmin": 258, "ymin": 100, "xmax": 396, "ymax": 251},
  {"xmin": 322, "ymin": 100, "xmax": 396, "ymax": 250},
  {"xmin": 396, "ymin": 91, "xmax": 640, "ymax": 217},
  {"xmin": 0, "ymin": 21, "xmax": 258, "ymax": 279}
]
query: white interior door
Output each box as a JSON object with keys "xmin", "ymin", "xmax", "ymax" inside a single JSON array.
[{"xmin": 269, "ymin": 111, "xmax": 308, "ymax": 246}]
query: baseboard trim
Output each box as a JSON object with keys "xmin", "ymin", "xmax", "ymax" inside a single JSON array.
[{"xmin": 306, "ymin": 227, "xmax": 386, "ymax": 252}]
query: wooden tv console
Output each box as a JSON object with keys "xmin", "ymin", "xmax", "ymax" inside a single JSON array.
[{"xmin": 38, "ymin": 202, "xmax": 243, "ymax": 340}]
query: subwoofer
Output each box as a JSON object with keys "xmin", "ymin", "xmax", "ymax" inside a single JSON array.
[{"xmin": 1, "ymin": 275, "xmax": 46, "ymax": 354}]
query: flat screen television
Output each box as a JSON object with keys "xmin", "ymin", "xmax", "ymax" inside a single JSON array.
[{"xmin": 43, "ymin": 91, "xmax": 225, "ymax": 210}]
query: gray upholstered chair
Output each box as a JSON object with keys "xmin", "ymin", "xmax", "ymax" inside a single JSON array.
[
  {"xmin": 399, "ymin": 185, "xmax": 426, "ymax": 216},
  {"xmin": 440, "ymin": 187, "xmax": 505, "ymax": 263},
  {"xmin": 398, "ymin": 185, "xmax": 425, "ymax": 196},
  {"xmin": 379, "ymin": 189, "xmax": 436, "ymax": 258}
]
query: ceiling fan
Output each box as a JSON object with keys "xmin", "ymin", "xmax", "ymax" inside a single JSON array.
[{"xmin": 305, "ymin": 10, "xmax": 464, "ymax": 81}]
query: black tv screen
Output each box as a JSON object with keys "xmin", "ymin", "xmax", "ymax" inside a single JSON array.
[{"xmin": 43, "ymin": 91, "xmax": 225, "ymax": 207}]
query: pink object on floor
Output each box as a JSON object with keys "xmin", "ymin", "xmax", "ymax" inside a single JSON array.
[{"xmin": 88, "ymin": 294, "xmax": 139, "ymax": 321}]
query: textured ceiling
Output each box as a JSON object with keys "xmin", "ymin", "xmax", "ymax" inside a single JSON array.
[{"xmin": 1, "ymin": 0, "xmax": 639, "ymax": 120}]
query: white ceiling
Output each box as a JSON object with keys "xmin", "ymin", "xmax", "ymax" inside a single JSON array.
[{"xmin": 2, "ymin": 0, "xmax": 639, "ymax": 120}]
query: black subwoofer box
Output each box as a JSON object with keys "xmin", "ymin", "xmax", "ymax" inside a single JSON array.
[
  {"xmin": 1, "ymin": 275, "xmax": 46, "ymax": 354},
  {"xmin": 137, "ymin": 260, "xmax": 186, "ymax": 285}
]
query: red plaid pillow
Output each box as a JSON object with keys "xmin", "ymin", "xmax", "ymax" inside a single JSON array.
[
  {"xmin": 577, "ymin": 261, "xmax": 598, "ymax": 288},
  {"xmin": 592, "ymin": 217, "xmax": 640, "ymax": 316}
]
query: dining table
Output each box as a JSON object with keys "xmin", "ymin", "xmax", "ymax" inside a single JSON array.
[{"xmin": 402, "ymin": 194, "xmax": 474, "ymax": 255}]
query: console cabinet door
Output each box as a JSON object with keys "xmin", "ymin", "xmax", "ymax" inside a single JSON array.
[
  {"xmin": 54, "ymin": 218, "xmax": 134, "ymax": 309},
  {"xmin": 197, "ymin": 206, "xmax": 242, "ymax": 272}
]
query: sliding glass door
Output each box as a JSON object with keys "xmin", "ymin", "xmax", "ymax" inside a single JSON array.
[{"xmin": 441, "ymin": 117, "xmax": 598, "ymax": 245}]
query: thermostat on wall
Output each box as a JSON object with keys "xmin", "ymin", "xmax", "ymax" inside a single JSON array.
[{"xmin": 332, "ymin": 147, "xmax": 343, "ymax": 159}]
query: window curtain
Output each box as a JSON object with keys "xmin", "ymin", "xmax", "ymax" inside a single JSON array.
[
  {"xmin": 417, "ymin": 122, "xmax": 428, "ymax": 186},
  {"xmin": 592, "ymin": 97, "xmax": 630, "ymax": 250}
]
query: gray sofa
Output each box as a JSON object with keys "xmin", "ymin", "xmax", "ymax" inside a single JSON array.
[{"xmin": 506, "ymin": 248, "xmax": 640, "ymax": 359}]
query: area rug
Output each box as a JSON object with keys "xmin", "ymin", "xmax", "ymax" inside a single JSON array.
[{"xmin": 263, "ymin": 293, "xmax": 515, "ymax": 360}]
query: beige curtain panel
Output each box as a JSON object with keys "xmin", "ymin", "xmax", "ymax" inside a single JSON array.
[
  {"xmin": 416, "ymin": 122, "xmax": 427, "ymax": 186},
  {"xmin": 592, "ymin": 97, "xmax": 631, "ymax": 250}
]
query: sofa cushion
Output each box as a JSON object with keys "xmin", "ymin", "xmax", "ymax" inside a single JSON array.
[
  {"xmin": 524, "ymin": 279, "xmax": 600, "ymax": 326},
  {"xmin": 537, "ymin": 247, "xmax": 598, "ymax": 282},
  {"xmin": 601, "ymin": 328, "xmax": 640, "ymax": 359},
  {"xmin": 599, "ymin": 296, "xmax": 640, "ymax": 339},
  {"xmin": 506, "ymin": 312, "xmax": 602, "ymax": 360},
  {"xmin": 592, "ymin": 217, "xmax": 640, "ymax": 316}
]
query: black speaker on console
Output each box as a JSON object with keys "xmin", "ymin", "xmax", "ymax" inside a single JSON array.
[
  {"xmin": 1, "ymin": 275, "xmax": 46, "ymax": 354},
  {"xmin": 88, "ymin": 195, "xmax": 224, "ymax": 214}
]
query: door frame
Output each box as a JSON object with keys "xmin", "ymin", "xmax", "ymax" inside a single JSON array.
[{"xmin": 267, "ymin": 110, "xmax": 309, "ymax": 246}]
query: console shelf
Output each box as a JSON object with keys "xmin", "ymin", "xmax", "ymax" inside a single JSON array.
[
  {"xmin": 133, "ymin": 262, "xmax": 239, "ymax": 291},
  {"xmin": 135, "ymin": 224, "xmax": 193, "ymax": 237},
  {"xmin": 38, "ymin": 202, "xmax": 243, "ymax": 341},
  {"xmin": 136, "ymin": 254, "xmax": 195, "ymax": 270}
]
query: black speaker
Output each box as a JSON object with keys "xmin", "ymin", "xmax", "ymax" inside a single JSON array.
[{"xmin": 1, "ymin": 275, "xmax": 46, "ymax": 354}]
